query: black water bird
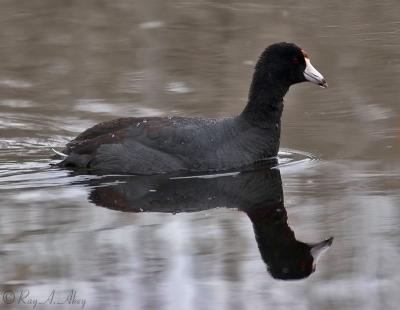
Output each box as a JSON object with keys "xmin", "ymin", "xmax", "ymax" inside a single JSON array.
[{"xmin": 55, "ymin": 42, "xmax": 327, "ymax": 174}]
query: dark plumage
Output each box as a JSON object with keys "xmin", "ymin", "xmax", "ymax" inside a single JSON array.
[{"xmin": 56, "ymin": 42, "xmax": 327, "ymax": 175}]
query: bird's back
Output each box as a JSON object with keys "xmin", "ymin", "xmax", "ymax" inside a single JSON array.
[{"xmin": 58, "ymin": 116, "xmax": 238, "ymax": 174}]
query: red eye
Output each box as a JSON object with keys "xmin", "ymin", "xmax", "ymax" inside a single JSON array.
[{"xmin": 292, "ymin": 57, "xmax": 299, "ymax": 64}]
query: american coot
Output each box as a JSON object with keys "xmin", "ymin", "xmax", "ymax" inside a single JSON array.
[{"xmin": 55, "ymin": 42, "xmax": 327, "ymax": 175}]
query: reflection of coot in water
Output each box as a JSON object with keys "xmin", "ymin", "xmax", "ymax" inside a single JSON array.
[
  {"xmin": 247, "ymin": 205, "xmax": 332, "ymax": 280},
  {"xmin": 88, "ymin": 164, "xmax": 333, "ymax": 280}
]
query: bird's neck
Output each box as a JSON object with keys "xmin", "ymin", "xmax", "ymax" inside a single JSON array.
[{"xmin": 241, "ymin": 78, "xmax": 289, "ymax": 123}]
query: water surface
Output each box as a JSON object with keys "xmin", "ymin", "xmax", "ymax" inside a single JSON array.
[{"xmin": 1, "ymin": 1, "xmax": 400, "ymax": 309}]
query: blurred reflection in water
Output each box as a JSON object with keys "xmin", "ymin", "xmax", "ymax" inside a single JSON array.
[{"xmin": 88, "ymin": 163, "xmax": 333, "ymax": 280}]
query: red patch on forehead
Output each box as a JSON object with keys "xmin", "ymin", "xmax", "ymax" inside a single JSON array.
[{"xmin": 301, "ymin": 49, "xmax": 309, "ymax": 58}]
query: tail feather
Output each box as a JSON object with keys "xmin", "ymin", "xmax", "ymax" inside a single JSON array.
[{"xmin": 51, "ymin": 148, "xmax": 68, "ymax": 158}]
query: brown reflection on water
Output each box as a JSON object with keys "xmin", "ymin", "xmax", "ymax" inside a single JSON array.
[{"xmin": 1, "ymin": 1, "xmax": 400, "ymax": 309}]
